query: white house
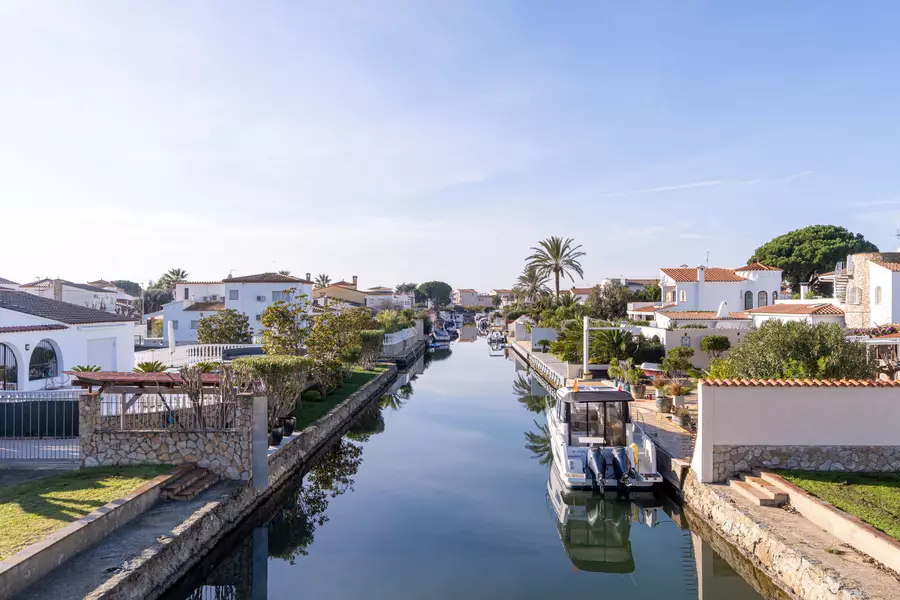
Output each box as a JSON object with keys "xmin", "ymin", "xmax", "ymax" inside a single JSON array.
[
  {"xmin": 0, "ymin": 290, "xmax": 135, "ymax": 391},
  {"xmin": 745, "ymin": 302, "xmax": 845, "ymax": 327},
  {"xmin": 451, "ymin": 289, "xmax": 493, "ymax": 307},
  {"xmin": 363, "ymin": 288, "xmax": 414, "ymax": 312},
  {"xmin": 163, "ymin": 272, "xmax": 314, "ymax": 344},
  {"xmin": 659, "ymin": 263, "xmax": 784, "ymax": 312},
  {"xmin": 0, "ymin": 277, "xmax": 19, "ymax": 290},
  {"xmin": 490, "ymin": 289, "xmax": 514, "ymax": 307},
  {"xmin": 18, "ymin": 279, "xmax": 119, "ymax": 314},
  {"xmin": 599, "ymin": 277, "xmax": 659, "ymax": 293}
]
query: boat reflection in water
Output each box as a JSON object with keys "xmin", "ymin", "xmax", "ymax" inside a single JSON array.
[{"xmin": 547, "ymin": 464, "xmax": 662, "ymax": 574}]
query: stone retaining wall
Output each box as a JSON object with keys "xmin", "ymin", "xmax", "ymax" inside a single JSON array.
[
  {"xmin": 79, "ymin": 393, "xmax": 253, "ymax": 480},
  {"xmin": 712, "ymin": 444, "xmax": 900, "ymax": 482},
  {"xmin": 84, "ymin": 365, "xmax": 398, "ymax": 600}
]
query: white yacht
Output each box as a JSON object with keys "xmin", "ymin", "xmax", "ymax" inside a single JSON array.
[
  {"xmin": 432, "ymin": 329, "xmax": 451, "ymax": 343},
  {"xmin": 547, "ymin": 381, "xmax": 662, "ymax": 493},
  {"xmin": 547, "ymin": 465, "xmax": 662, "ymax": 573}
]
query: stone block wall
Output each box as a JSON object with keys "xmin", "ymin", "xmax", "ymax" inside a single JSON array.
[
  {"xmin": 711, "ymin": 444, "xmax": 900, "ymax": 482},
  {"xmin": 79, "ymin": 393, "xmax": 253, "ymax": 480}
]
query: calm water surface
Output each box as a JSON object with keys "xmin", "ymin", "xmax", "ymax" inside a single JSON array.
[{"xmin": 164, "ymin": 340, "xmax": 771, "ymax": 600}]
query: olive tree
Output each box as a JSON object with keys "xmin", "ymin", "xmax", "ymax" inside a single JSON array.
[
  {"xmin": 700, "ymin": 335, "xmax": 731, "ymax": 361},
  {"xmin": 197, "ymin": 309, "xmax": 252, "ymax": 344}
]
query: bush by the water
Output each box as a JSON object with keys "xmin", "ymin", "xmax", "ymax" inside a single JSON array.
[{"xmin": 302, "ymin": 390, "xmax": 323, "ymax": 403}]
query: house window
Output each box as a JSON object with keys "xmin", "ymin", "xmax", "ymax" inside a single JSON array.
[
  {"xmin": 772, "ymin": 291, "xmax": 778, "ymax": 302},
  {"xmin": 255, "ymin": 314, "xmax": 262, "ymax": 322},
  {"xmin": 172, "ymin": 320, "xmax": 179, "ymax": 330},
  {"xmin": 680, "ymin": 290, "xmax": 687, "ymax": 303},
  {"xmin": 184, "ymin": 287, "xmax": 189, "ymax": 300},
  {"xmin": 190, "ymin": 320, "xmax": 199, "ymax": 329},
  {"xmin": 848, "ymin": 286, "xmax": 861, "ymax": 305},
  {"xmin": 665, "ymin": 291, "xmax": 673, "ymax": 302},
  {"xmin": 229, "ymin": 289, "xmax": 239, "ymax": 301},
  {"xmin": 272, "ymin": 290, "xmax": 287, "ymax": 302},
  {"xmin": 744, "ymin": 291, "xmax": 753, "ymax": 310},
  {"xmin": 29, "ymin": 339, "xmax": 59, "ymax": 381},
  {"xmin": 0, "ymin": 343, "xmax": 18, "ymax": 390},
  {"xmin": 758, "ymin": 291, "xmax": 768, "ymax": 307}
]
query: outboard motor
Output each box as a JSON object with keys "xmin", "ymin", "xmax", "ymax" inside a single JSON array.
[
  {"xmin": 587, "ymin": 447, "xmax": 633, "ymax": 492},
  {"xmin": 611, "ymin": 447, "xmax": 631, "ymax": 487}
]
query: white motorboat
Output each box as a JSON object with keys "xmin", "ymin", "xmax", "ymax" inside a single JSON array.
[
  {"xmin": 547, "ymin": 381, "xmax": 662, "ymax": 493},
  {"xmin": 432, "ymin": 329, "xmax": 451, "ymax": 343},
  {"xmin": 546, "ymin": 465, "xmax": 662, "ymax": 573},
  {"xmin": 488, "ymin": 331, "xmax": 505, "ymax": 343}
]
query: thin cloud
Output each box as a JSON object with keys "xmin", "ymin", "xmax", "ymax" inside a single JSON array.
[
  {"xmin": 598, "ymin": 170, "xmax": 812, "ymax": 199},
  {"xmin": 778, "ymin": 170, "xmax": 814, "ymax": 183}
]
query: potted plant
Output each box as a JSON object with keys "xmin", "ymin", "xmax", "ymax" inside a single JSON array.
[
  {"xmin": 269, "ymin": 425, "xmax": 284, "ymax": 446},
  {"xmin": 667, "ymin": 381, "xmax": 685, "ymax": 410},
  {"xmin": 626, "ymin": 367, "xmax": 645, "ymax": 400},
  {"xmin": 652, "ymin": 376, "xmax": 668, "ymax": 411},
  {"xmin": 607, "ymin": 361, "xmax": 624, "ymax": 386},
  {"xmin": 278, "ymin": 415, "xmax": 297, "ymax": 436},
  {"xmin": 673, "ymin": 407, "xmax": 692, "ymax": 429}
]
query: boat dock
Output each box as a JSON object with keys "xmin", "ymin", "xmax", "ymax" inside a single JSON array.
[{"xmin": 508, "ymin": 338, "xmax": 694, "ymax": 494}]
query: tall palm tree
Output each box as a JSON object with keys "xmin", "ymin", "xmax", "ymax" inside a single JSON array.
[
  {"xmin": 278, "ymin": 270, "xmax": 291, "ymax": 276},
  {"xmin": 513, "ymin": 266, "xmax": 550, "ymax": 304},
  {"xmin": 524, "ymin": 422, "xmax": 553, "ymax": 465},
  {"xmin": 158, "ymin": 268, "xmax": 188, "ymax": 291},
  {"xmin": 314, "ymin": 273, "xmax": 331, "ymax": 289},
  {"xmin": 526, "ymin": 236, "xmax": 586, "ymax": 297}
]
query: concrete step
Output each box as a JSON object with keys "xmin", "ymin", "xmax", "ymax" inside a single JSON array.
[
  {"xmin": 169, "ymin": 472, "xmax": 219, "ymax": 501},
  {"xmin": 741, "ymin": 474, "xmax": 789, "ymax": 504},
  {"xmin": 728, "ymin": 478, "xmax": 784, "ymax": 507},
  {"xmin": 161, "ymin": 466, "xmax": 216, "ymax": 501},
  {"xmin": 757, "ymin": 470, "xmax": 796, "ymax": 498}
]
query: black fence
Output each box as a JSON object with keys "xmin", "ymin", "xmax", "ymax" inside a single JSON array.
[{"xmin": 0, "ymin": 391, "xmax": 81, "ymax": 462}]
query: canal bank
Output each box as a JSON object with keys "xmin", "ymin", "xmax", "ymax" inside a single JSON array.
[
  {"xmin": 14, "ymin": 364, "xmax": 401, "ymax": 600},
  {"xmin": 157, "ymin": 340, "xmax": 788, "ymax": 600},
  {"xmin": 509, "ymin": 339, "xmax": 900, "ymax": 600}
]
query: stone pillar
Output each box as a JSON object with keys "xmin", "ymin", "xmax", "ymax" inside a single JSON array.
[
  {"xmin": 250, "ymin": 395, "xmax": 269, "ymax": 490},
  {"xmin": 251, "ymin": 526, "xmax": 269, "ymax": 600},
  {"xmin": 79, "ymin": 392, "xmax": 100, "ymax": 468}
]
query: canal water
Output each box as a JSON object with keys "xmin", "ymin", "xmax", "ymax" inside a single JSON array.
[{"xmin": 162, "ymin": 340, "xmax": 778, "ymax": 600}]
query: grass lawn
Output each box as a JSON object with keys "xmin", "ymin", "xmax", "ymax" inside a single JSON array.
[
  {"xmin": 294, "ymin": 365, "xmax": 388, "ymax": 430},
  {"xmin": 0, "ymin": 465, "xmax": 172, "ymax": 560},
  {"xmin": 780, "ymin": 470, "xmax": 900, "ymax": 541}
]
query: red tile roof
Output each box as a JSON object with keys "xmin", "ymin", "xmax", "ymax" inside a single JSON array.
[
  {"xmin": 455, "ymin": 288, "xmax": 477, "ymax": 293},
  {"xmin": 701, "ymin": 378, "xmax": 900, "ymax": 387},
  {"xmin": 734, "ymin": 262, "xmax": 782, "ymax": 272},
  {"xmin": 872, "ymin": 262, "xmax": 900, "ymax": 272},
  {"xmin": 629, "ymin": 304, "xmax": 675, "ymax": 313},
  {"xmin": 227, "ymin": 273, "xmax": 312, "ymax": 284},
  {"xmin": 660, "ymin": 268, "xmax": 746, "ymax": 283},
  {"xmin": 746, "ymin": 303, "xmax": 844, "ymax": 316},
  {"xmin": 570, "ymin": 287, "xmax": 597, "ymax": 295},
  {"xmin": 657, "ymin": 310, "xmax": 750, "ymax": 320},
  {"xmin": 0, "ymin": 324, "xmax": 68, "ymax": 333},
  {"xmin": 177, "ymin": 281, "xmax": 222, "ymax": 285}
]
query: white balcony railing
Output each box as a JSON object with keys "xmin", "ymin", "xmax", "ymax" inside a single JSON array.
[
  {"xmin": 382, "ymin": 327, "xmax": 418, "ymax": 358},
  {"xmin": 133, "ymin": 344, "xmax": 262, "ymax": 369}
]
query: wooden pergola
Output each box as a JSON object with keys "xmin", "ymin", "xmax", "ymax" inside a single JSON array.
[{"xmin": 66, "ymin": 371, "xmax": 221, "ymax": 395}]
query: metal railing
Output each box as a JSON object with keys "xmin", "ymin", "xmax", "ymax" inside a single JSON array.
[
  {"xmin": 382, "ymin": 327, "xmax": 419, "ymax": 358},
  {"xmin": 134, "ymin": 343, "xmax": 262, "ymax": 369},
  {"xmin": 0, "ymin": 390, "xmax": 81, "ymax": 462},
  {"xmin": 98, "ymin": 392, "xmax": 237, "ymax": 432}
]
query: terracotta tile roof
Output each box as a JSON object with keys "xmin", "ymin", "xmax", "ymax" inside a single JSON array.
[
  {"xmin": 87, "ymin": 279, "xmax": 114, "ymax": 287},
  {"xmin": 491, "ymin": 289, "xmax": 512, "ymax": 294},
  {"xmin": 660, "ymin": 268, "xmax": 746, "ymax": 283},
  {"xmin": 0, "ymin": 277, "xmax": 18, "ymax": 286},
  {"xmin": 226, "ymin": 273, "xmax": 312, "ymax": 284},
  {"xmin": 872, "ymin": 262, "xmax": 900, "ymax": 272},
  {"xmin": 67, "ymin": 371, "xmax": 221, "ymax": 387},
  {"xmin": 629, "ymin": 304, "xmax": 675, "ymax": 313},
  {"xmin": 184, "ymin": 301, "xmax": 225, "ymax": 312},
  {"xmin": 570, "ymin": 287, "xmax": 597, "ymax": 294},
  {"xmin": 701, "ymin": 378, "xmax": 900, "ymax": 387},
  {"xmin": 177, "ymin": 281, "xmax": 222, "ymax": 285},
  {"xmin": 367, "ymin": 286, "xmax": 392, "ymax": 291},
  {"xmin": 0, "ymin": 291, "xmax": 135, "ymax": 324},
  {"xmin": 746, "ymin": 303, "xmax": 844, "ymax": 316},
  {"xmin": 455, "ymin": 288, "xmax": 477, "ymax": 293},
  {"xmin": 332, "ymin": 280, "xmax": 356, "ymax": 287},
  {"xmin": 365, "ymin": 290, "xmax": 395, "ymax": 296},
  {"xmin": 734, "ymin": 262, "xmax": 782, "ymax": 272},
  {"xmin": 0, "ymin": 324, "xmax": 69, "ymax": 333},
  {"xmin": 657, "ymin": 310, "xmax": 750, "ymax": 320}
]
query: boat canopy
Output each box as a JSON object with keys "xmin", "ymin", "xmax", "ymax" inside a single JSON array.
[{"xmin": 562, "ymin": 386, "xmax": 633, "ymax": 403}]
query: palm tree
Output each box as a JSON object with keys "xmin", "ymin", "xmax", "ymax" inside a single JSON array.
[
  {"xmin": 513, "ymin": 266, "xmax": 550, "ymax": 304},
  {"xmin": 157, "ymin": 268, "xmax": 188, "ymax": 292},
  {"xmin": 278, "ymin": 270, "xmax": 291, "ymax": 276},
  {"xmin": 314, "ymin": 273, "xmax": 331, "ymax": 289},
  {"xmin": 524, "ymin": 422, "xmax": 553, "ymax": 465},
  {"xmin": 526, "ymin": 236, "xmax": 586, "ymax": 297},
  {"xmin": 513, "ymin": 374, "xmax": 554, "ymax": 413},
  {"xmin": 134, "ymin": 360, "xmax": 167, "ymax": 373}
]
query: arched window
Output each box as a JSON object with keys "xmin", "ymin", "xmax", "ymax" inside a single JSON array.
[
  {"xmin": 29, "ymin": 339, "xmax": 59, "ymax": 381},
  {"xmin": 744, "ymin": 291, "xmax": 753, "ymax": 310},
  {"xmin": 665, "ymin": 291, "xmax": 674, "ymax": 303},
  {"xmin": 772, "ymin": 291, "xmax": 778, "ymax": 302},
  {"xmin": 679, "ymin": 289, "xmax": 687, "ymax": 303},
  {"xmin": 875, "ymin": 286, "xmax": 883, "ymax": 305},
  {"xmin": 0, "ymin": 343, "xmax": 18, "ymax": 390},
  {"xmin": 758, "ymin": 291, "xmax": 768, "ymax": 307}
]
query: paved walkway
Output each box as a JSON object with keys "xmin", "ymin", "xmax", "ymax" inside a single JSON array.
[
  {"xmin": 511, "ymin": 340, "xmax": 568, "ymax": 386},
  {"xmin": 631, "ymin": 400, "xmax": 696, "ymax": 461}
]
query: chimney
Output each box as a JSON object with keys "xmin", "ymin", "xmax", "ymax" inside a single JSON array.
[
  {"xmin": 53, "ymin": 279, "xmax": 63, "ymax": 301},
  {"xmin": 800, "ymin": 283, "xmax": 809, "ymax": 300},
  {"xmin": 697, "ymin": 266, "xmax": 705, "ymax": 283},
  {"xmin": 620, "ymin": 275, "xmax": 626, "ymax": 286},
  {"xmin": 352, "ymin": 275, "xmax": 358, "ymax": 288},
  {"xmin": 305, "ymin": 273, "xmax": 311, "ymax": 282},
  {"xmin": 716, "ymin": 301, "xmax": 728, "ymax": 319}
]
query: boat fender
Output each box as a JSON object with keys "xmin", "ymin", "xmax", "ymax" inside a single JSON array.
[{"xmin": 630, "ymin": 443, "xmax": 639, "ymax": 470}]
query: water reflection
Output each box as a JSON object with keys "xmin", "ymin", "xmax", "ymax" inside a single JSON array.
[{"xmin": 524, "ymin": 422, "xmax": 553, "ymax": 466}]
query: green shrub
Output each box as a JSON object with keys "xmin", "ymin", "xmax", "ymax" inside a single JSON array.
[
  {"xmin": 302, "ymin": 390, "xmax": 322, "ymax": 403},
  {"xmin": 72, "ymin": 365, "xmax": 102, "ymax": 372},
  {"xmin": 234, "ymin": 355, "xmax": 313, "ymax": 428},
  {"xmin": 359, "ymin": 330, "xmax": 385, "ymax": 370}
]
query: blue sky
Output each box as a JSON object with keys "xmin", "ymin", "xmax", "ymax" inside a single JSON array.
[{"xmin": 2, "ymin": 2, "xmax": 899, "ymax": 290}]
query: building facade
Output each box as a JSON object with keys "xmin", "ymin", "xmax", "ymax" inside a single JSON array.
[{"xmin": 659, "ymin": 264, "xmax": 783, "ymax": 312}]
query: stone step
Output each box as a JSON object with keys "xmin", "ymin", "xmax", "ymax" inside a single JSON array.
[
  {"xmin": 728, "ymin": 478, "xmax": 784, "ymax": 507},
  {"xmin": 161, "ymin": 466, "xmax": 212, "ymax": 500},
  {"xmin": 741, "ymin": 474, "xmax": 788, "ymax": 504},
  {"xmin": 757, "ymin": 471, "xmax": 796, "ymax": 498},
  {"xmin": 169, "ymin": 472, "xmax": 219, "ymax": 502}
]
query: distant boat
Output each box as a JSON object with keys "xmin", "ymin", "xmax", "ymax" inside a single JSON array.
[{"xmin": 432, "ymin": 329, "xmax": 451, "ymax": 343}]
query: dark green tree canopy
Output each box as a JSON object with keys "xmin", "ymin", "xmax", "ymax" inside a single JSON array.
[
  {"xmin": 112, "ymin": 280, "xmax": 141, "ymax": 296},
  {"xmin": 197, "ymin": 308, "xmax": 252, "ymax": 344},
  {"xmin": 749, "ymin": 225, "xmax": 878, "ymax": 291},
  {"xmin": 417, "ymin": 281, "xmax": 452, "ymax": 306},
  {"xmin": 584, "ymin": 282, "xmax": 631, "ymax": 321}
]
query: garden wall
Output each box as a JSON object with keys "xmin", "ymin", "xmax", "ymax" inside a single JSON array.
[
  {"xmin": 692, "ymin": 380, "xmax": 900, "ymax": 482},
  {"xmin": 79, "ymin": 393, "xmax": 254, "ymax": 480}
]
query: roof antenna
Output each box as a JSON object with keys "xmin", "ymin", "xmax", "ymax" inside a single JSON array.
[{"xmin": 705, "ymin": 251, "xmax": 710, "ymax": 266}]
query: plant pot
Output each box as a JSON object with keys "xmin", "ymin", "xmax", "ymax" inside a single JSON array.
[
  {"xmin": 623, "ymin": 383, "xmax": 631, "ymax": 393},
  {"xmin": 673, "ymin": 395, "xmax": 685, "ymax": 409},
  {"xmin": 279, "ymin": 416, "xmax": 296, "ymax": 436},
  {"xmin": 270, "ymin": 426, "xmax": 284, "ymax": 447},
  {"xmin": 656, "ymin": 396, "xmax": 673, "ymax": 413},
  {"xmin": 630, "ymin": 384, "xmax": 646, "ymax": 400},
  {"xmin": 655, "ymin": 389, "xmax": 664, "ymax": 399},
  {"xmin": 676, "ymin": 414, "xmax": 691, "ymax": 428}
]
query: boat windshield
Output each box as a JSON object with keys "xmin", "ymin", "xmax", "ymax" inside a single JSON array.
[{"xmin": 567, "ymin": 401, "xmax": 627, "ymax": 447}]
